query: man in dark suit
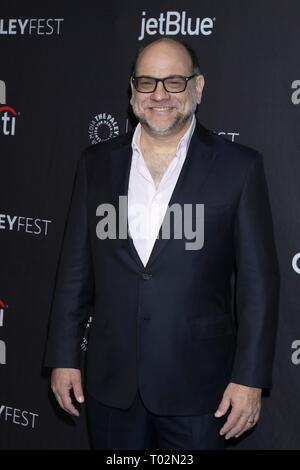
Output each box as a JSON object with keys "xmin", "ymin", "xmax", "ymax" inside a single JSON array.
[{"xmin": 45, "ymin": 38, "xmax": 279, "ymax": 450}]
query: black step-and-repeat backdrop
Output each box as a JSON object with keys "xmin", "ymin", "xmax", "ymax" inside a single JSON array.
[{"xmin": 0, "ymin": 0, "xmax": 299, "ymax": 450}]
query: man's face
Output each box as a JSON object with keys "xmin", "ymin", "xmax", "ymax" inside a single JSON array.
[{"xmin": 130, "ymin": 41, "xmax": 205, "ymax": 136}]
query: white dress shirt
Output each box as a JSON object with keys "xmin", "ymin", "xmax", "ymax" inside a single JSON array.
[{"xmin": 128, "ymin": 115, "xmax": 196, "ymax": 267}]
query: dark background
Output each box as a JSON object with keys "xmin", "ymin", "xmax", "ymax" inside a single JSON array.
[{"xmin": 0, "ymin": 0, "xmax": 299, "ymax": 449}]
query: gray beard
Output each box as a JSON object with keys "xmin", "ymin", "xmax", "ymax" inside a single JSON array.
[{"xmin": 137, "ymin": 110, "xmax": 194, "ymax": 136}]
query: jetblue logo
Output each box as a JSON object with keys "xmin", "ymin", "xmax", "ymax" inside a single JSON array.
[{"xmin": 138, "ymin": 11, "xmax": 216, "ymax": 41}]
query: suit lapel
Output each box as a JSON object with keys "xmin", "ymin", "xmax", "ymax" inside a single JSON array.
[
  {"xmin": 109, "ymin": 122, "xmax": 218, "ymax": 270},
  {"xmin": 110, "ymin": 138, "xmax": 145, "ymax": 270},
  {"xmin": 146, "ymin": 123, "xmax": 218, "ymax": 268}
]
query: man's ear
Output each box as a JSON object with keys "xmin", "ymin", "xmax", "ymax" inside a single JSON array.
[
  {"xmin": 195, "ymin": 75, "xmax": 205, "ymax": 104},
  {"xmin": 130, "ymin": 78, "xmax": 135, "ymax": 105}
]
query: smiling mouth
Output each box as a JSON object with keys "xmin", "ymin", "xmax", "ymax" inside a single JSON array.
[{"xmin": 150, "ymin": 107, "xmax": 175, "ymax": 112}]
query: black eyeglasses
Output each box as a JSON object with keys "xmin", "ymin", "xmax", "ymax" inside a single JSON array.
[{"xmin": 131, "ymin": 74, "xmax": 197, "ymax": 93}]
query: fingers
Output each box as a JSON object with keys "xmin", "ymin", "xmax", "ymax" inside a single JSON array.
[
  {"xmin": 235, "ymin": 410, "xmax": 260, "ymax": 437},
  {"xmin": 214, "ymin": 395, "xmax": 231, "ymax": 418},
  {"xmin": 217, "ymin": 383, "xmax": 262, "ymax": 440},
  {"xmin": 221, "ymin": 414, "xmax": 249, "ymax": 440},
  {"xmin": 73, "ymin": 380, "xmax": 85, "ymax": 404},
  {"xmin": 51, "ymin": 368, "xmax": 83, "ymax": 417},
  {"xmin": 220, "ymin": 408, "xmax": 243, "ymax": 439},
  {"xmin": 53, "ymin": 389, "xmax": 80, "ymax": 417},
  {"xmin": 220, "ymin": 408, "xmax": 260, "ymax": 440}
]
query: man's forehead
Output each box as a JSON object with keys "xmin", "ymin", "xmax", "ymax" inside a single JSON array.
[{"xmin": 136, "ymin": 41, "xmax": 192, "ymax": 74}]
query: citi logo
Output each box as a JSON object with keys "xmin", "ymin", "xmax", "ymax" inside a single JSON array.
[
  {"xmin": 0, "ymin": 299, "xmax": 7, "ymax": 365},
  {"xmin": 138, "ymin": 11, "xmax": 216, "ymax": 41},
  {"xmin": 0, "ymin": 80, "xmax": 18, "ymax": 136},
  {"xmin": 291, "ymin": 80, "xmax": 300, "ymax": 105}
]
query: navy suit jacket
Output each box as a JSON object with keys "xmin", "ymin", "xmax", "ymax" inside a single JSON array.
[{"xmin": 45, "ymin": 120, "xmax": 280, "ymax": 415}]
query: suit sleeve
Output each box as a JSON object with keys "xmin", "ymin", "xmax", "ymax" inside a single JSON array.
[
  {"xmin": 230, "ymin": 153, "xmax": 280, "ymax": 388},
  {"xmin": 44, "ymin": 154, "xmax": 94, "ymax": 369}
]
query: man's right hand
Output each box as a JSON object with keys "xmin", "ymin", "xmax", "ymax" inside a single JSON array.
[{"xmin": 51, "ymin": 368, "xmax": 84, "ymax": 417}]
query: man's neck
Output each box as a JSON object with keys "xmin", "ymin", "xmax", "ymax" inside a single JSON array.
[
  {"xmin": 137, "ymin": 116, "xmax": 194, "ymax": 189},
  {"xmin": 140, "ymin": 116, "xmax": 193, "ymax": 154}
]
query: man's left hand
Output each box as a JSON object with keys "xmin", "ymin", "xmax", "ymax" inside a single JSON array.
[{"xmin": 214, "ymin": 382, "xmax": 262, "ymax": 439}]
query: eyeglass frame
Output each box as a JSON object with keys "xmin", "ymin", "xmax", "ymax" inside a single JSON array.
[{"xmin": 131, "ymin": 74, "xmax": 198, "ymax": 94}]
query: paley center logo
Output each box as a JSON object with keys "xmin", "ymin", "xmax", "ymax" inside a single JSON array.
[
  {"xmin": 0, "ymin": 299, "xmax": 8, "ymax": 365},
  {"xmin": 0, "ymin": 18, "xmax": 64, "ymax": 36},
  {"xmin": 291, "ymin": 80, "xmax": 300, "ymax": 105},
  {"xmin": 138, "ymin": 11, "xmax": 216, "ymax": 41},
  {"xmin": 0, "ymin": 80, "xmax": 18, "ymax": 136},
  {"xmin": 88, "ymin": 113, "xmax": 119, "ymax": 144}
]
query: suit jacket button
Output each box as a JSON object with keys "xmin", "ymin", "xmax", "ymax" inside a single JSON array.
[{"xmin": 142, "ymin": 273, "xmax": 152, "ymax": 280}]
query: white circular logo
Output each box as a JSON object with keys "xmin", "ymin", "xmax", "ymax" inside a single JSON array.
[
  {"xmin": 88, "ymin": 113, "xmax": 119, "ymax": 144},
  {"xmin": 292, "ymin": 253, "xmax": 300, "ymax": 274}
]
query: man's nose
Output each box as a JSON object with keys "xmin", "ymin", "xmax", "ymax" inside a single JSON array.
[{"xmin": 151, "ymin": 81, "xmax": 170, "ymax": 100}]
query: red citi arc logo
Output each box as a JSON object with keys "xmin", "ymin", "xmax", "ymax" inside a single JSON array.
[
  {"xmin": 0, "ymin": 80, "xmax": 18, "ymax": 136},
  {"xmin": 0, "ymin": 105, "xmax": 17, "ymax": 115}
]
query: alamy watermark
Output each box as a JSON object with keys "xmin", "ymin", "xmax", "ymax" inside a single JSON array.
[{"xmin": 95, "ymin": 196, "xmax": 204, "ymax": 251}]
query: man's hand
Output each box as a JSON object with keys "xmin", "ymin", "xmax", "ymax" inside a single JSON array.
[
  {"xmin": 51, "ymin": 368, "xmax": 84, "ymax": 417},
  {"xmin": 214, "ymin": 382, "xmax": 261, "ymax": 440}
]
